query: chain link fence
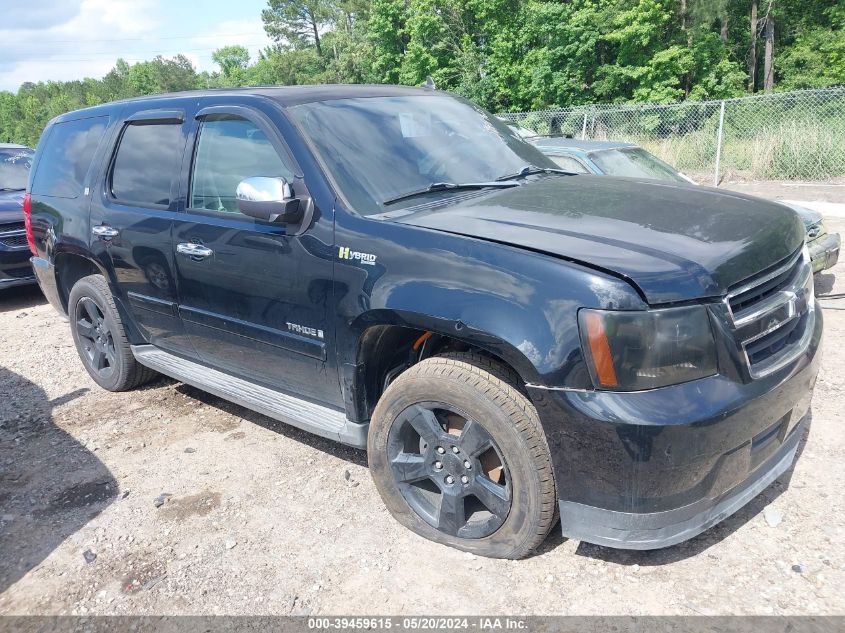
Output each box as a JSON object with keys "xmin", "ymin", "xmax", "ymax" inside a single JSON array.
[{"xmin": 498, "ymin": 87, "xmax": 845, "ymax": 186}]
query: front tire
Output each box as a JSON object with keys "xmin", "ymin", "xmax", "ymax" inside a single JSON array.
[
  {"xmin": 68, "ymin": 274, "xmax": 156, "ymax": 392},
  {"xmin": 368, "ymin": 352, "xmax": 557, "ymax": 559}
]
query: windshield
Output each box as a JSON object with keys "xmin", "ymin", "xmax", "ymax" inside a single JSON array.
[
  {"xmin": 589, "ymin": 147, "xmax": 687, "ymax": 183},
  {"xmin": 0, "ymin": 148, "xmax": 33, "ymax": 191},
  {"xmin": 290, "ymin": 95, "xmax": 559, "ymax": 214}
]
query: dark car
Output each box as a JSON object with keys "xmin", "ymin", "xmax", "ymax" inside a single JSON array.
[
  {"xmin": 532, "ymin": 137, "xmax": 841, "ymax": 274},
  {"xmin": 0, "ymin": 144, "xmax": 36, "ymax": 289},
  {"xmin": 26, "ymin": 86, "xmax": 821, "ymax": 558}
]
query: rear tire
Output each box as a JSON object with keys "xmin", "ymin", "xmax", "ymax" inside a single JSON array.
[
  {"xmin": 368, "ymin": 352, "xmax": 557, "ymax": 559},
  {"xmin": 68, "ymin": 274, "xmax": 157, "ymax": 391}
]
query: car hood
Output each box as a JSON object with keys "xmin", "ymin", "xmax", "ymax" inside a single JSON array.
[
  {"xmin": 0, "ymin": 189, "xmax": 25, "ymax": 224},
  {"xmin": 396, "ymin": 176, "xmax": 805, "ymax": 305}
]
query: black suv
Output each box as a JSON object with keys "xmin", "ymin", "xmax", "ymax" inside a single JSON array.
[{"xmin": 26, "ymin": 86, "xmax": 821, "ymax": 559}]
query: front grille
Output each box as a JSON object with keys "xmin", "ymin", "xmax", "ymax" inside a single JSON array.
[
  {"xmin": 0, "ymin": 222, "xmax": 25, "ymax": 234},
  {"xmin": 728, "ymin": 257, "xmax": 799, "ymax": 313},
  {"xmin": 0, "ymin": 222, "xmax": 28, "ymax": 249},
  {"xmin": 745, "ymin": 312, "xmax": 806, "ymax": 365},
  {"xmin": 726, "ymin": 248, "xmax": 814, "ymax": 378},
  {"xmin": 0, "ymin": 234, "xmax": 28, "ymax": 249}
]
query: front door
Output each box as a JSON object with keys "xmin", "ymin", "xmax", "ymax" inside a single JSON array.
[{"xmin": 172, "ymin": 105, "xmax": 338, "ymax": 406}]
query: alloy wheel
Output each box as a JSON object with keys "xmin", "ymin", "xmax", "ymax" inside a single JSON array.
[
  {"xmin": 75, "ymin": 297, "xmax": 117, "ymax": 377},
  {"xmin": 387, "ymin": 402, "xmax": 511, "ymax": 539}
]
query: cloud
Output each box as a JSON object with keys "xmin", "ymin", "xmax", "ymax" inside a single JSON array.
[
  {"xmin": 4, "ymin": 0, "xmax": 81, "ymax": 30},
  {"xmin": 0, "ymin": 1, "xmax": 272, "ymax": 91},
  {"xmin": 188, "ymin": 18, "xmax": 273, "ymax": 73},
  {"xmin": 0, "ymin": 0, "xmax": 161, "ymax": 89}
]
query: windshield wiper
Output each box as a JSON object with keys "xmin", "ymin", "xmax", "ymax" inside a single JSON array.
[
  {"xmin": 0, "ymin": 187, "xmax": 25, "ymax": 192},
  {"xmin": 382, "ymin": 181, "xmax": 519, "ymax": 206},
  {"xmin": 496, "ymin": 165, "xmax": 576, "ymax": 181}
]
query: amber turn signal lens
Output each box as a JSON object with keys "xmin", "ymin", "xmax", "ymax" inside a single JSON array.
[{"xmin": 583, "ymin": 311, "xmax": 619, "ymax": 387}]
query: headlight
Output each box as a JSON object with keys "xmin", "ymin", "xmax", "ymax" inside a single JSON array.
[{"xmin": 578, "ymin": 306, "xmax": 717, "ymax": 391}]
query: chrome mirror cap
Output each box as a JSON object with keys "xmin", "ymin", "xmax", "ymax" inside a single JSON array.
[{"xmin": 236, "ymin": 176, "xmax": 293, "ymax": 204}]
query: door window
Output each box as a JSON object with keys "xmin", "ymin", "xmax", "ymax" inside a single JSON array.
[
  {"xmin": 111, "ymin": 122, "xmax": 183, "ymax": 207},
  {"xmin": 190, "ymin": 116, "xmax": 294, "ymax": 215}
]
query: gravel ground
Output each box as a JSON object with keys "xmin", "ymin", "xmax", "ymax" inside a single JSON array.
[{"xmin": 0, "ymin": 219, "xmax": 843, "ymax": 616}]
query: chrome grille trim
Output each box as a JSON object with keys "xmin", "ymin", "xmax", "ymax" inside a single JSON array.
[
  {"xmin": 726, "ymin": 248, "xmax": 803, "ymax": 317},
  {"xmin": 724, "ymin": 248, "xmax": 814, "ymax": 379}
]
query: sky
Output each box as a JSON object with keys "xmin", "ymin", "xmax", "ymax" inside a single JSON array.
[{"xmin": 0, "ymin": 0, "xmax": 275, "ymax": 92}]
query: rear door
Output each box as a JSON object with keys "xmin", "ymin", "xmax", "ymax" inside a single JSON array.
[
  {"xmin": 89, "ymin": 108, "xmax": 197, "ymax": 358},
  {"xmin": 172, "ymin": 103, "xmax": 338, "ymax": 406}
]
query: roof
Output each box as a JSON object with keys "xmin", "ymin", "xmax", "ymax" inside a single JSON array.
[
  {"xmin": 0, "ymin": 143, "xmax": 32, "ymax": 150},
  {"xmin": 530, "ymin": 137, "xmax": 638, "ymax": 152},
  {"xmin": 115, "ymin": 84, "xmax": 438, "ymax": 108},
  {"xmin": 53, "ymin": 84, "xmax": 444, "ymax": 122}
]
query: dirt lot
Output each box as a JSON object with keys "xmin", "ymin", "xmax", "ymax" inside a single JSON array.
[{"xmin": 1, "ymin": 220, "xmax": 844, "ymax": 617}]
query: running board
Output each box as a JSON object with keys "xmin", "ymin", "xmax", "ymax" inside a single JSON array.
[{"xmin": 131, "ymin": 345, "xmax": 368, "ymax": 448}]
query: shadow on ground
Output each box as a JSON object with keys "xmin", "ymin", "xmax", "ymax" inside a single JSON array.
[
  {"xmin": 174, "ymin": 383, "xmax": 367, "ymax": 467},
  {"xmin": 0, "ymin": 286, "xmax": 47, "ymax": 315},
  {"xmin": 574, "ymin": 412, "xmax": 813, "ymax": 565},
  {"xmin": 0, "ymin": 366, "xmax": 111, "ymax": 594}
]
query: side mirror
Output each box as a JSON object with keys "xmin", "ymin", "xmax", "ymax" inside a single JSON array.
[{"xmin": 236, "ymin": 177, "xmax": 303, "ymax": 223}]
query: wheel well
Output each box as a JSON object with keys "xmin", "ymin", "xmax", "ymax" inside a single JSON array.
[
  {"xmin": 355, "ymin": 325, "xmax": 524, "ymax": 421},
  {"xmin": 54, "ymin": 253, "xmax": 99, "ymax": 312}
]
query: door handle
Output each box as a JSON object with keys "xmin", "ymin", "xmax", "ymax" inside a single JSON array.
[
  {"xmin": 92, "ymin": 225, "xmax": 120, "ymax": 240},
  {"xmin": 176, "ymin": 242, "xmax": 214, "ymax": 260}
]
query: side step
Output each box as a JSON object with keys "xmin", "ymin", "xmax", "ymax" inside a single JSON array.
[{"xmin": 131, "ymin": 345, "xmax": 368, "ymax": 448}]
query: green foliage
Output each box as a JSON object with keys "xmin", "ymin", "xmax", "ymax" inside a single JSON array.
[
  {"xmin": 0, "ymin": 0, "xmax": 842, "ymax": 148},
  {"xmin": 776, "ymin": 5, "xmax": 845, "ymax": 90},
  {"xmin": 212, "ymin": 46, "xmax": 251, "ymax": 86},
  {"xmin": 0, "ymin": 55, "xmax": 202, "ymax": 147},
  {"xmin": 262, "ymin": 0, "xmax": 335, "ymax": 54}
]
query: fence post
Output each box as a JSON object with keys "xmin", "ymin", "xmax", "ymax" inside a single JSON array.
[
  {"xmin": 713, "ymin": 100, "xmax": 726, "ymax": 187},
  {"xmin": 581, "ymin": 112, "xmax": 588, "ymax": 139}
]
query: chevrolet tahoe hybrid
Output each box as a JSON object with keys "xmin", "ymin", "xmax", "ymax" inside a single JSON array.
[{"xmin": 25, "ymin": 86, "xmax": 822, "ymax": 559}]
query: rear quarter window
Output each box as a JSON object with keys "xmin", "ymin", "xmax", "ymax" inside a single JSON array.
[{"xmin": 31, "ymin": 116, "xmax": 109, "ymax": 199}]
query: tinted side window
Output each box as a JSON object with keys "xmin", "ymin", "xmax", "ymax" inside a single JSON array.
[
  {"xmin": 111, "ymin": 123, "xmax": 183, "ymax": 207},
  {"xmin": 190, "ymin": 116, "xmax": 293, "ymax": 214},
  {"xmin": 31, "ymin": 116, "xmax": 108, "ymax": 198}
]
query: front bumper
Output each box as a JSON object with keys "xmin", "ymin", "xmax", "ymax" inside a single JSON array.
[
  {"xmin": 0, "ymin": 245, "xmax": 35, "ymax": 289},
  {"xmin": 808, "ymin": 232, "xmax": 840, "ymax": 273},
  {"xmin": 528, "ymin": 306, "xmax": 822, "ymax": 550}
]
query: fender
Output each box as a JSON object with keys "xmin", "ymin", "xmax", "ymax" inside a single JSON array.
[
  {"xmin": 51, "ymin": 246, "xmax": 146, "ymax": 346},
  {"xmin": 333, "ymin": 210, "xmax": 647, "ymax": 419}
]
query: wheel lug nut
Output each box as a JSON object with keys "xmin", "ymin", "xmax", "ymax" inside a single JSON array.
[
  {"xmin": 445, "ymin": 475, "xmax": 455, "ymax": 485},
  {"xmin": 460, "ymin": 475, "xmax": 469, "ymax": 484},
  {"xmin": 434, "ymin": 461, "xmax": 443, "ymax": 470},
  {"xmin": 452, "ymin": 446, "xmax": 460, "ymax": 454},
  {"xmin": 436, "ymin": 446, "xmax": 445, "ymax": 454},
  {"xmin": 463, "ymin": 460, "xmax": 471, "ymax": 469}
]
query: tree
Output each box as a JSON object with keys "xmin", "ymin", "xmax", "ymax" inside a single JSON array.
[
  {"xmin": 262, "ymin": 0, "xmax": 335, "ymax": 56},
  {"xmin": 749, "ymin": 0, "xmax": 758, "ymax": 91},
  {"xmin": 763, "ymin": 1, "xmax": 775, "ymax": 92},
  {"xmin": 212, "ymin": 46, "xmax": 251, "ymax": 85}
]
